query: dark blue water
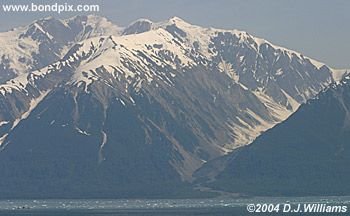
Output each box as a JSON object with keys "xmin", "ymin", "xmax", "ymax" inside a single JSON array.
[{"xmin": 0, "ymin": 197, "xmax": 349, "ymax": 215}]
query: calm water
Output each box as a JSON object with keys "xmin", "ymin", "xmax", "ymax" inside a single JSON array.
[{"xmin": 0, "ymin": 197, "xmax": 349, "ymax": 215}]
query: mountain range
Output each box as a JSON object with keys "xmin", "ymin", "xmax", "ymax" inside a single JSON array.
[{"xmin": 0, "ymin": 15, "xmax": 348, "ymax": 198}]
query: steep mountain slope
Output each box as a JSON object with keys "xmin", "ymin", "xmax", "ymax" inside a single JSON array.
[
  {"xmin": 123, "ymin": 17, "xmax": 346, "ymax": 148},
  {"xmin": 0, "ymin": 15, "xmax": 121, "ymax": 83},
  {"xmin": 196, "ymin": 75, "xmax": 350, "ymax": 196},
  {"xmin": 0, "ymin": 16, "xmax": 347, "ymax": 198}
]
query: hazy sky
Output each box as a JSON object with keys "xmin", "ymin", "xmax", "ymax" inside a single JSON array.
[{"xmin": 0, "ymin": 0, "xmax": 349, "ymax": 69}]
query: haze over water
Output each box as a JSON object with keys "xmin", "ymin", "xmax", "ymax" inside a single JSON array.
[{"xmin": 0, "ymin": 197, "xmax": 349, "ymax": 216}]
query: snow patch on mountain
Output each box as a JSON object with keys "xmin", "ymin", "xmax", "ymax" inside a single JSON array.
[
  {"xmin": 75, "ymin": 127, "xmax": 91, "ymax": 136},
  {"xmin": 218, "ymin": 60, "xmax": 239, "ymax": 82},
  {"xmin": 254, "ymin": 91, "xmax": 296, "ymax": 120},
  {"xmin": 11, "ymin": 91, "xmax": 49, "ymax": 131},
  {"xmin": 0, "ymin": 121, "xmax": 9, "ymax": 127},
  {"xmin": 280, "ymin": 89, "xmax": 301, "ymax": 111},
  {"xmin": 0, "ymin": 134, "xmax": 8, "ymax": 147},
  {"xmin": 225, "ymin": 108, "xmax": 276, "ymax": 149},
  {"xmin": 0, "ymin": 27, "xmax": 40, "ymax": 74},
  {"xmin": 98, "ymin": 130, "xmax": 107, "ymax": 163},
  {"xmin": 332, "ymin": 69, "xmax": 350, "ymax": 82}
]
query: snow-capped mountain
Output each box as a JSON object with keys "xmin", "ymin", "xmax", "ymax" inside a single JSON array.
[
  {"xmin": 126, "ymin": 16, "xmax": 341, "ymax": 101},
  {"xmin": 0, "ymin": 15, "xmax": 121, "ymax": 83},
  {"xmin": 196, "ymin": 74, "xmax": 350, "ymax": 196},
  {"xmin": 121, "ymin": 16, "xmax": 350, "ymax": 147},
  {"xmin": 0, "ymin": 15, "xmax": 348, "ymax": 198}
]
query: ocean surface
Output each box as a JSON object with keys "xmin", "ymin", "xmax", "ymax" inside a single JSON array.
[{"xmin": 0, "ymin": 197, "xmax": 349, "ymax": 216}]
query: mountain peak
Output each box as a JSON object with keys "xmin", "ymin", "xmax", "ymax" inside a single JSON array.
[
  {"xmin": 132, "ymin": 18, "xmax": 153, "ymax": 24},
  {"xmin": 169, "ymin": 16, "xmax": 185, "ymax": 23},
  {"xmin": 167, "ymin": 16, "xmax": 192, "ymax": 27},
  {"xmin": 122, "ymin": 18, "xmax": 154, "ymax": 35},
  {"xmin": 85, "ymin": 14, "xmax": 113, "ymax": 24},
  {"xmin": 66, "ymin": 14, "xmax": 121, "ymax": 29}
]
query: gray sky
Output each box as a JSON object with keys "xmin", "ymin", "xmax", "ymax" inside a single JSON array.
[{"xmin": 0, "ymin": 0, "xmax": 349, "ymax": 69}]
